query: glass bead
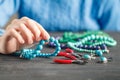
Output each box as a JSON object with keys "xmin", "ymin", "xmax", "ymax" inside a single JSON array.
[
  {"xmin": 95, "ymin": 50, "xmax": 103, "ymax": 56},
  {"xmin": 83, "ymin": 54, "xmax": 91, "ymax": 60},
  {"xmin": 49, "ymin": 37, "xmax": 55, "ymax": 42},
  {"xmin": 36, "ymin": 45, "xmax": 43, "ymax": 50},
  {"xmin": 100, "ymin": 56, "xmax": 108, "ymax": 63},
  {"xmin": 39, "ymin": 40, "xmax": 45, "ymax": 45}
]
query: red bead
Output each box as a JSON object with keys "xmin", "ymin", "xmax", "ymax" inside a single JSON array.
[{"xmin": 65, "ymin": 48, "xmax": 74, "ymax": 53}]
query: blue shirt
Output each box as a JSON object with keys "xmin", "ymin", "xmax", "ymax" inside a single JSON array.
[{"xmin": 0, "ymin": 0, "xmax": 120, "ymax": 35}]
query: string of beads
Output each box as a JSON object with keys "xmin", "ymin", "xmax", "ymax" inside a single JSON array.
[{"xmin": 15, "ymin": 37, "xmax": 61, "ymax": 59}]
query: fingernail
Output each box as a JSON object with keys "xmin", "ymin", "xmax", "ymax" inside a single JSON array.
[
  {"xmin": 21, "ymin": 40, "xmax": 25, "ymax": 44},
  {"xmin": 29, "ymin": 40, "xmax": 33, "ymax": 44},
  {"xmin": 44, "ymin": 34, "xmax": 50, "ymax": 40}
]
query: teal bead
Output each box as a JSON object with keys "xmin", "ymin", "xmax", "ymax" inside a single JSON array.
[
  {"xmin": 39, "ymin": 40, "xmax": 45, "ymax": 45},
  {"xmin": 21, "ymin": 49, "xmax": 29, "ymax": 52},
  {"xmin": 83, "ymin": 54, "xmax": 91, "ymax": 60},
  {"xmin": 36, "ymin": 45, "xmax": 43, "ymax": 50},
  {"xmin": 56, "ymin": 47, "xmax": 61, "ymax": 51},
  {"xmin": 95, "ymin": 50, "xmax": 103, "ymax": 56},
  {"xmin": 56, "ymin": 43, "xmax": 60, "ymax": 47},
  {"xmin": 100, "ymin": 56, "xmax": 107, "ymax": 63},
  {"xmin": 35, "ymin": 50, "xmax": 41, "ymax": 54},
  {"xmin": 54, "ymin": 39, "xmax": 59, "ymax": 44},
  {"xmin": 49, "ymin": 37, "xmax": 55, "ymax": 42}
]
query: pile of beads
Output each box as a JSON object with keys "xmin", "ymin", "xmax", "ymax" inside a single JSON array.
[
  {"xmin": 14, "ymin": 37, "xmax": 61, "ymax": 59},
  {"xmin": 59, "ymin": 31, "xmax": 110, "ymax": 43},
  {"xmin": 81, "ymin": 50, "xmax": 112, "ymax": 63},
  {"xmin": 48, "ymin": 36, "xmax": 68, "ymax": 49},
  {"xmin": 67, "ymin": 33, "xmax": 117, "ymax": 53},
  {"xmin": 48, "ymin": 42, "xmax": 68, "ymax": 49}
]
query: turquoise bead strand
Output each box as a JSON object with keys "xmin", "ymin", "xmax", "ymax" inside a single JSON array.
[{"xmin": 15, "ymin": 37, "xmax": 61, "ymax": 59}]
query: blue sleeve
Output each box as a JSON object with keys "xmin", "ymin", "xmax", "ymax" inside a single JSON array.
[
  {"xmin": 0, "ymin": 0, "xmax": 20, "ymax": 28},
  {"xmin": 97, "ymin": 0, "xmax": 120, "ymax": 31},
  {"xmin": 0, "ymin": 29, "xmax": 5, "ymax": 36}
]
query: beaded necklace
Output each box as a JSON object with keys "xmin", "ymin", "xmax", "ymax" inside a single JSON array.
[
  {"xmin": 59, "ymin": 31, "xmax": 110, "ymax": 43},
  {"xmin": 14, "ymin": 37, "xmax": 61, "ymax": 59},
  {"xmin": 67, "ymin": 32, "xmax": 117, "ymax": 53}
]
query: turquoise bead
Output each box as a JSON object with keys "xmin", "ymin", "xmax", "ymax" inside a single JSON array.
[
  {"xmin": 56, "ymin": 43, "xmax": 60, "ymax": 47},
  {"xmin": 36, "ymin": 45, "xmax": 43, "ymax": 50},
  {"xmin": 39, "ymin": 40, "xmax": 45, "ymax": 45},
  {"xmin": 83, "ymin": 54, "xmax": 91, "ymax": 60},
  {"xmin": 56, "ymin": 47, "xmax": 61, "ymax": 51},
  {"xmin": 49, "ymin": 37, "xmax": 55, "ymax": 42},
  {"xmin": 54, "ymin": 39, "xmax": 59, "ymax": 44},
  {"xmin": 100, "ymin": 56, "xmax": 107, "ymax": 63},
  {"xmin": 95, "ymin": 50, "xmax": 103, "ymax": 56}
]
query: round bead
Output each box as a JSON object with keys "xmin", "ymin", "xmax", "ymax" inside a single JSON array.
[
  {"xmin": 56, "ymin": 47, "xmax": 61, "ymax": 51},
  {"xmin": 39, "ymin": 40, "xmax": 45, "ymax": 45},
  {"xmin": 100, "ymin": 56, "xmax": 108, "ymax": 63},
  {"xmin": 83, "ymin": 54, "xmax": 91, "ymax": 60},
  {"xmin": 95, "ymin": 50, "xmax": 103, "ymax": 56},
  {"xmin": 36, "ymin": 45, "xmax": 43, "ymax": 50},
  {"xmin": 49, "ymin": 37, "xmax": 55, "ymax": 42}
]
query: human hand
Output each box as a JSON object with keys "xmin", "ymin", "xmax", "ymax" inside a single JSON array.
[{"xmin": 0, "ymin": 17, "xmax": 50, "ymax": 54}]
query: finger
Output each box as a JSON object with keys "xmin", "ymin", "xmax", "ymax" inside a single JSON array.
[
  {"xmin": 34, "ymin": 21, "xmax": 50, "ymax": 40},
  {"xmin": 19, "ymin": 23, "xmax": 34, "ymax": 44},
  {"xmin": 21, "ymin": 17, "xmax": 41, "ymax": 41},
  {"xmin": 8, "ymin": 29, "xmax": 25, "ymax": 44},
  {"xmin": 6, "ymin": 38, "xmax": 19, "ymax": 54}
]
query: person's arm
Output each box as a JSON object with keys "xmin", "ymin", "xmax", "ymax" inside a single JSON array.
[
  {"xmin": 97, "ymin": 0, "xmax": 120, "ymax": 31},
  {"xmin": 0, "ymin": 0, "xmax": 20, "ymax": 28}
]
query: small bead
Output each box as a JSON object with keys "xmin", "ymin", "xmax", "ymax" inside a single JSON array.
[
  {"xmin": 54, "ymin": 39, "xmax": 59, "ymax": 44},
  {"xmin": 36, "ymin": 45, "xmax": 43, "ymax": 50},
  {"xmin": 39, "ymin": 40, "xmax": 45, "ymax": 45},
  {"xmin": 49, "ymin": 37, "xmax": 55, "ymax": 42},
  {"xmin": 100, "ymin": 56, "xmax": 108, "ymax": 63},
  {"xmin": 95, "ymin": 50, "xmax": 103, "ymax": 56},
  {"xmin": 83, "ymin": 54, "xmax": 91, "ymax": 60},
  {"xmin": 56, "ymin": 47, "xmax": 61, "ymax": 51},
  {"xmin": 56, "ymin": 43, "xmax": 60, "ymax": 47}
]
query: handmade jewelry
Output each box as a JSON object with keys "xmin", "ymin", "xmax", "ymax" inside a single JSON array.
[
  {"xmin": 59, "ymin": 31, "xmax": 110, "ymax": 43},
  {"xmin": 67, "ymin": 34, "xmax": 117, "ymax": 53},
  {"xmin": 15, "ymin": 37, "xmax": 61, "ymax": 59}
]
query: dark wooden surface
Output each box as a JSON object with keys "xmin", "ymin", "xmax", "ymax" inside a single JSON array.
[{"xmin": 0, "ymin": 32, "xmax": 120, "ymax": 80}]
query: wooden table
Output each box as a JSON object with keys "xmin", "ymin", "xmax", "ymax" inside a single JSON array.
[{"xmin": 0, "ymin": 32, "xmax": 120, "ymax": 80}]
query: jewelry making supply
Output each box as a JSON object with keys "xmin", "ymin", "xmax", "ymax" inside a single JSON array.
[
  {"xmin": 83, "ymin": 54, "xmax": 92, "ymax": 60},
  {"xmin": 67, "ymin": 34, "xmax": 117, "ymax": 53},
  {"xmin": 53, "ymin": 49, "xmax": 87, "ymax": 65},
  {"xmin": 75, "ymin": 44, "xmax": 107, "ymax": 50},
  {"xmin": 15, "ymin": 37, "xmax": 61, "ymax": 59},
  {"xmin": 59, "ymin": 31, "xmax": 110, "ymax": 43}
]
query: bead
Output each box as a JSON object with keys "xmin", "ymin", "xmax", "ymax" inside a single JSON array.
[
  {"xmin": 83, "ymin": 54, "xmax": 91, "ymax": 60},
  {"xmin": 39, "ymin": 40, "xmax": 45, "ymax": 45},
  {"xmin": 15, "ymin": 37, "xmax": 61, "ymax": 59},
  {"xmin": 36, "ymin": 45, "xmax": 43, "ymax": 50},
  {"xmin": 49, "ymin": 37, "xmax": 55, "ymax": 42},
  {"xmin": 99, "ymin": 56, "xmax": 108, "ymax": 63},
  {"xmin": 95, "ymin": 50, "xmax": 103, "ymax": 56}
]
